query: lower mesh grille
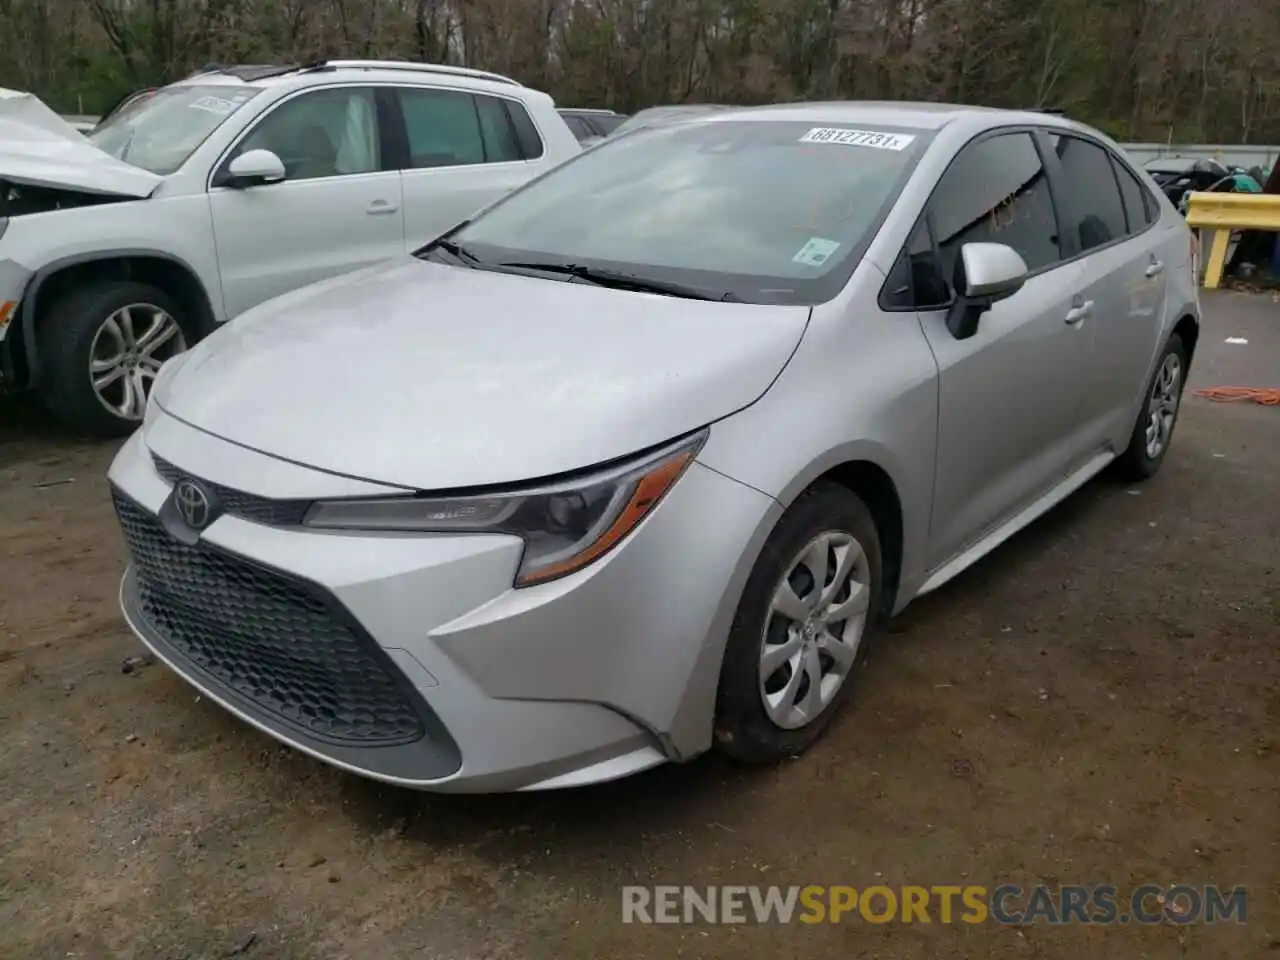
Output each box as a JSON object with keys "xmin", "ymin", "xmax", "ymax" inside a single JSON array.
[{"xmin": 113, "ymin": 492, "xmax": 425, "ymax": 746}]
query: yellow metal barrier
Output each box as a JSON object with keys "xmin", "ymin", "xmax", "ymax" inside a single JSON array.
[{"xmin": 1184, "ymin": 191, "xmax": 1280, "ymax": 289}]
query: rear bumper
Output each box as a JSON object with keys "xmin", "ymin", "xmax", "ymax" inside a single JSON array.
[{"xmin": 108, "ymin": 413, "xmax": 780, "ymax": 792}]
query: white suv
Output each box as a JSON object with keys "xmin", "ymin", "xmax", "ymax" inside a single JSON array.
[{"xmin": 0, "ymin": 60, "xmax": 581, "ymax": 436}]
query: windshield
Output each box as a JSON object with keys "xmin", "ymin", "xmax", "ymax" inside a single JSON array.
[
  {"xmin": 610, "ymin": 106, "xmax": 727, "ymax": 139},
  {"xmin": 446, "ymin": 119, "xmax": 929, "ymax": 304},
  {"xmin": 89, "ymin": 84, "xmax": 261, "ymax": 175}
]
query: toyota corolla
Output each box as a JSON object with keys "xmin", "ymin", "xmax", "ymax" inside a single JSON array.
[{"xmin": 108, "ymin": 102, "xmax": 1199, "ymax": 793}]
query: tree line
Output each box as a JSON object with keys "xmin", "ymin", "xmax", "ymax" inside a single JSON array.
[{"xmin": 1, "ymin": 0, "xmax": 1278, "ymax": 143}]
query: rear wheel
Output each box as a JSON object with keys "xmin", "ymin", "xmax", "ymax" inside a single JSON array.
[
  {"xmin": 37, "ymin": 280, "xmax": 191, "ymax": 438},
  {"xmin": 713, "ymin": 483, "xmax": 884, "ymax": 764},
  {"xmin": 1113, "ymin": 333, "xmax": 1187, "ymax": 482}
]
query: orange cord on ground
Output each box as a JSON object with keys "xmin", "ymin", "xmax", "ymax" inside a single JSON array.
[{"xmin": 1192, "ymin": 386, "xmax": 1280, "ymax": 405}]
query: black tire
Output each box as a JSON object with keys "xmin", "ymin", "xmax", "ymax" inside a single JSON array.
[
  {"xmin": 1112, "ymin": 333, "xmax": 1187, "ymax": 482},
  {"xmin": 36, "ymin": 280, "xmax": 192, "ymax": 438},
  {"xmin": 713, "ymin": 482, "xmax": 884, "ymax": 764}
]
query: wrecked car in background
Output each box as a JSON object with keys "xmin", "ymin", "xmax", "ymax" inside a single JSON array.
[
  {"xmin": 0, "ymin": 61, "xmax": 581, "ymax": 437},
  {"xmin": 1145, "ymin": 156, "xmax": 1265, "ymax": 213}
]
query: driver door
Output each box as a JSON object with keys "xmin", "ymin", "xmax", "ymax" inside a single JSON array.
[
  {"xmin": 907, "ymin": 130, "xmax": 1092, "ymax": 570},
  {"xmin": 208, "ymin": 86, "xmax": 405, "ymax": 319}
]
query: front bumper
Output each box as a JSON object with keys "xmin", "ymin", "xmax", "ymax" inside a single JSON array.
[
  {"xmin": 108, "ymin": 412, "xmax": 781, "ymax": 792},
  {"xmin": 0, "ymin": 257, "xmax": 35, "ymax": 387}
]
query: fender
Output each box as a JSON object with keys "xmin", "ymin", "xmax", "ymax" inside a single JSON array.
[{"xmin": 19, "ymin": 247, "xmax": 218, "ymax": 387}]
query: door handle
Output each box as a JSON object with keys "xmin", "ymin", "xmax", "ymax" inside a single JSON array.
[
  {"xmin": 366, "ymin": 200, "xmax": 399, "ymax": 216},
  {"xmin": 1064, "ymin": 300, "xmax": 1094, "ymax": 325},
  {"xmin": 1145, "ymin": 260, "xmax": 1165, "ymax": 278}
]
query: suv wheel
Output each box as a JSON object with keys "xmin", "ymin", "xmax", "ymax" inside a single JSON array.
[
  {"xmin": 713, "ymin": 483, "xmax": 884, "ymax": 764},
  {"xmin": 37, "ymin": 281, "xmax": 192, "ymax": 438}
]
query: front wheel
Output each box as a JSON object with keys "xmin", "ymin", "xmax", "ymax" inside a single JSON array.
[
  {"xmin": 1113, "ymin": 333, "xmax": 1187, "ymax": 482},
  {"xmin": 713, "ymin": 483, "xmax": 884, "ymax": 764},
  {"xmin": 36, "ymin": 280, "xmax": 192, "ymax": 438}
]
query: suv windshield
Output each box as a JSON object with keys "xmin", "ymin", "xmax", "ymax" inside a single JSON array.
[
  {"xmin": 445, "ymin": 119, "xmax": 929, "ymax": 304},
  {"xmin": 89, "ymin": 84, "xmax": 261, "ymax": 175}
]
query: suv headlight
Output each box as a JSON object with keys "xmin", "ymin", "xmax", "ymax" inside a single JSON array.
[{"xmin": 304, "ymin": 430, "xmax": 707, "ymax": 586}]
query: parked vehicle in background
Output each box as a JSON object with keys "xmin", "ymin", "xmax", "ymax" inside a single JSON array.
[
  {"xmin": 0, "ymin": 60, "xmax": 580, "ymax": 436},
  {"xmin": 608, "ymin": 103, "xmax": 735, "ymax": 138},
  {"xmin": 1144, "ymin": 156, "xmax": 1264, "ymax": 212},
  {"xmin": 557, "ymin": 107, "xmax": 627, "ymax": 146},
  {"xmin": 108, "ymin": 101, "xmax": 1198, "ymax": 793}
]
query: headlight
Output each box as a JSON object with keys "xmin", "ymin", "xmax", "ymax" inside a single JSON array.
[{"xmin": 304, "ymin": 430, "xmax": 707, "ymax": 586}]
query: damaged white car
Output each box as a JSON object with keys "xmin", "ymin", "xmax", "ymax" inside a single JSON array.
[{"xmin": 0, "ymin": 61, "xmax": 580, "ymax": 436}]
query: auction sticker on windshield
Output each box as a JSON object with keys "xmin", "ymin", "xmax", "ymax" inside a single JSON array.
[
  {"xmin": 189, "ymin": 96, "xmax": 238, "ymax": 115},
  {"xmin": 799, "ymin": 128, "xmax": 915, "ymax": 151},
  {"xmin": 793, "ymin": 238, "xmax": 842, "ymax": 266}
]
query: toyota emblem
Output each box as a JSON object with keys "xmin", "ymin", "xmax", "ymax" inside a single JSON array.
[{"xmin": 174, "ymin": 478, "xmax": 213, "ymax": 530}]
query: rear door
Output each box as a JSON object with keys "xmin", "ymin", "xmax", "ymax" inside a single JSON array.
[
  {"xmin": 891, "ymin": 130, "xmax": 1093, "ymax": 570},
  {"xmin": 208, "ymin": 85, "xmax": 405, "ymax": 319},
  {"xmin": 1042, "ymin": 132, "xmax": 1170, "ymax": 457},
  {"xmin": 388, "ymin": 86, "xmax": 543, "ymax": 250}
]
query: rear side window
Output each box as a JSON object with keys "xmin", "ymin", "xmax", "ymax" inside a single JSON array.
[
  {"xmin": 395, "ymin": 88, "xmax": 485, "ymax": 167},
  {"xmin": 505, "ymin": 101, "xmax": 545, "ymax": 159},
  {"xmin": 1111, "ymin": 155, "xmax": 1157, "ymax": 231},
  {"xmin": 475, "ymin": 95, "xmax": 523, "ymax": 162},
  {"xmin": 1049, "ymin": 134, "xmax": 1128, "ymax": 251},
  {"xmin": 929, "ymin": 131, "xmax": 1063, "ymax": 281}
]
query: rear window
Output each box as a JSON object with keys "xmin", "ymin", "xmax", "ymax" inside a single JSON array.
[{"xmin": 451, "ymin": 119, "xmax": 929, "ymax": 304}]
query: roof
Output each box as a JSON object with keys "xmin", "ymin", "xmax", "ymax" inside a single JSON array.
[
  {"xmin": 703, "ymin": 100, "xmax": 1076, "ymax": 131},
  {"xmin": 168, "ymin": 60, "xmax": 526, "ymax": 97}
]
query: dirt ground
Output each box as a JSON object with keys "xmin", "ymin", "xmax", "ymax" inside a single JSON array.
[{"xmin": 1, "ymin": 291, "xmax": 1277, "ymax": 960}]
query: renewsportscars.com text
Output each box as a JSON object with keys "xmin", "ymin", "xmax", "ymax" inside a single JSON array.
[{"xmin": 621, "ymin": 884, "xmax": 1247, "ymax": 925}]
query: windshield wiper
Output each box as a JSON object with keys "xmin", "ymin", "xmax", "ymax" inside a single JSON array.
[
  {"xmin": 433, "ymin": 238, "xmax": 485, "ymax": 266},
  {"xmin": 415, "ymin": 221, "xmax": 486, "ymax": 267},
  {"xmin": 494, "ymin": 261, "xmax": 739, "ymax": 301}
]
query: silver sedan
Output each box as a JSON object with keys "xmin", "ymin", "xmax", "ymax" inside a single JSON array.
[{"xmin": 108, "ymin": 102, "xmax": 1199, "ymax": 792}]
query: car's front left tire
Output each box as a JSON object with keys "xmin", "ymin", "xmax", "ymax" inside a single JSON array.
[
  {"xmin": 36, "ymin": 280, "xmax": 192, "ymax": 438},
  {"xmin": 713, "ymin": 482, "xmax": 884, "ymax": 764}
]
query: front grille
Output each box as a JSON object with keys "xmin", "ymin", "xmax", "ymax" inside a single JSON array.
[
  {"xmin": 151, "ymin": 454, "xmax": 311, "ymax": 526},
  {"xmin": 114, "ymin": 492, "xmax": 425, "ymax": 746}
]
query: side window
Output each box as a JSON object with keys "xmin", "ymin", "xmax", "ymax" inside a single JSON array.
[
  {"xmin": 883, "ymin": 219, "xmax": 949, "ymax": 309},
  {"xmin": 1110, "ymin": 154, "xmax": 1156, "ymax": 232},
  {"xmin": 929, "ymin": 131, "xmax": 1063, "ymax": 284},
  {"xmin": 563, "ymin": 115, "xmax": 592, "ymax": 141},
  {"xmin": 1049, "ymin": 134, "xmax": 1128, "ymax": 250},
  {"xmin": 237, "ymin": 88, "xmax": 380, "ymax": 181},
  {"xmin": 475, "ymin": 96, "xmax": 524, "ymax": 162},
  {"xmin": 396, "ymin": 88, "xmax": 485, "ymax": 168},
  {"xmin": 504, "ymin": 101, "xmax": 545, "ymax": 160}
]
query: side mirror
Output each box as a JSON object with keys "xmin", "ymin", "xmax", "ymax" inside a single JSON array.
[
  {"xmin": 225, "ymin": 149, "xmax": 286, "ymax": 188},
  {"xmin": 946, "ymin": 242, "xmax": 1028, "ymax": 340}
]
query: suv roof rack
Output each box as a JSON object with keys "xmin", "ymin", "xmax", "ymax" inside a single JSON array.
[
  {"xmin": 188, "ymin": 63, "xmax": 302, "ymax": 82},
  {"xmin": 1032, "ymin": 106, "xmax": 1067, "ymax": 116},
  {"xmin": 558, "ymin": 107, "xmax": 619, "ymax": 116},
  {"xmin": 301, "ymin": 59, "xmax": 521, "ymax": 87}
]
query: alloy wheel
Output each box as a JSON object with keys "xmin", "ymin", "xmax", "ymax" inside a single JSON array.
[
  {"xmin": 1144, "ymin": 352, "xmax": 1182, "ymax": 460},
  {"xmin": 89, "ymin": 303, "xmax": 187, "ymax": 421}
]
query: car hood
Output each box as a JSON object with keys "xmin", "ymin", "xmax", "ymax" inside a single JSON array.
[
  {"xmin": 0, "ymin": 88, "xmax": 162, "ymax": 198},
  {"xmin": 158, "ymin": 259, "xmax": 811, "ymax": 490}
]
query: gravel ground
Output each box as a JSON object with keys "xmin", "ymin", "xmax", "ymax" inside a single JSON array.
[{"xmin": 1, "ymin": 290, "xmax": 1276, "ymax": 959}]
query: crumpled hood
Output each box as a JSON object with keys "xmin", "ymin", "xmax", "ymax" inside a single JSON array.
[
  {"xmin": 0, "ymin": 88, "xmax": 162, "ymax": 198},
  {"xmin": 157, "ymin": 258, "xmax": 811, "ymax": 490}
]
